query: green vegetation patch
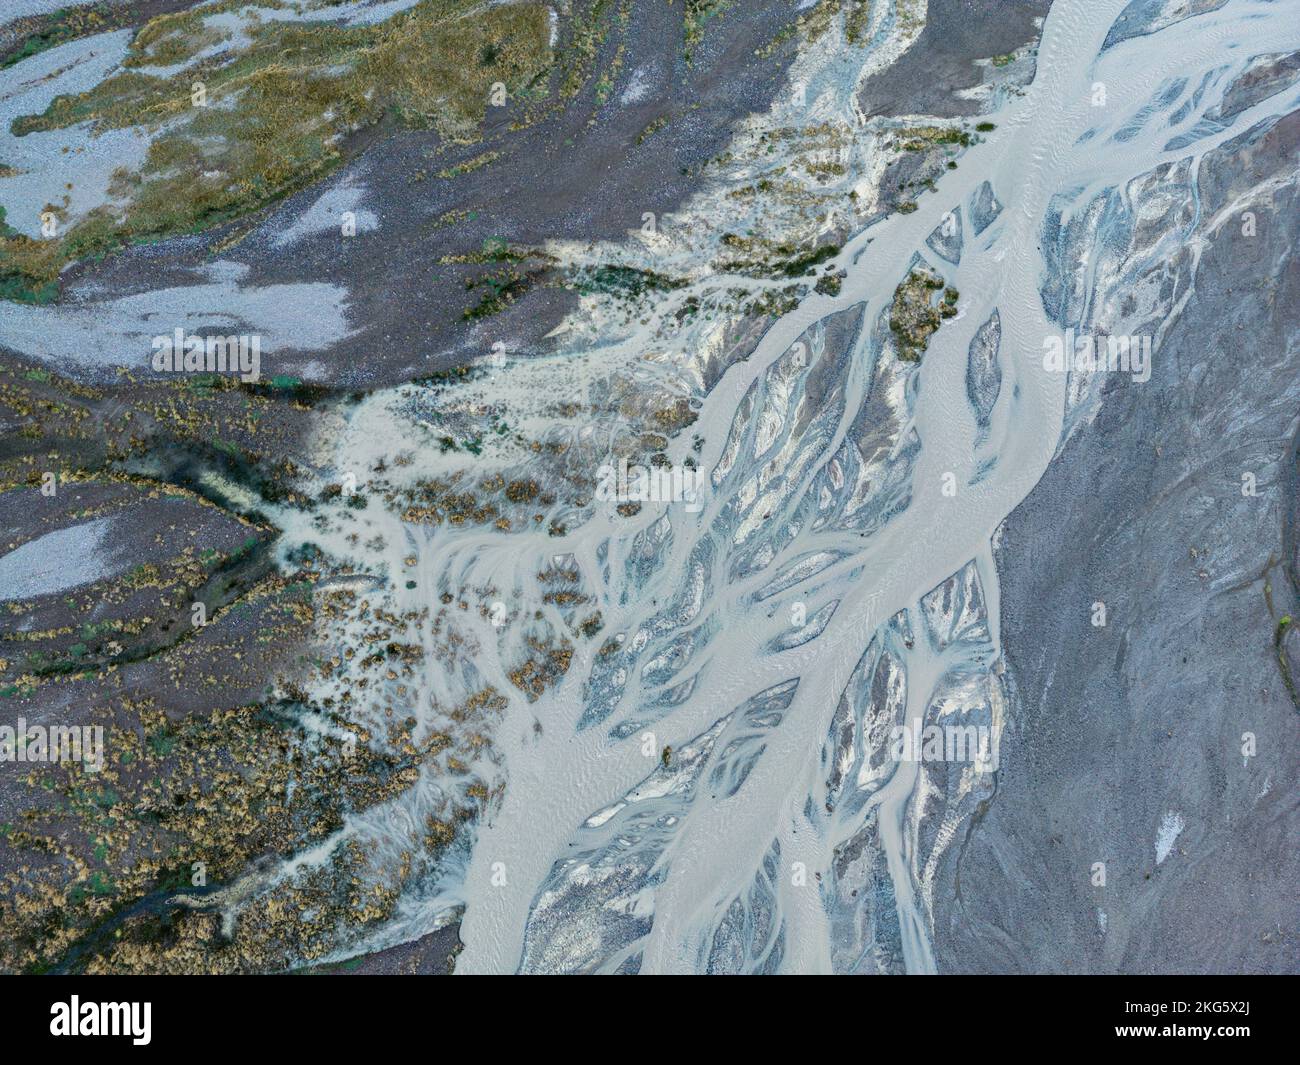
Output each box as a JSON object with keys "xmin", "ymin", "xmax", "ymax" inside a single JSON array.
[
  {"xmin": 1, "ymin": 0, "xmax": 554, "ymax": 302},
  {"xmin": 716, "ymin": 232, "xmax": 842, "ymax": 281},
  {"xmin": 1, "ymin": 3, "xmax": 119, "ymax": 70},
  {"xmin": 572, "ymin": 264, "xmax": 686, "ymax": 299},
  {"xmin": 889, "ymin": 267, "xmax": 959, "ymax": 362},
  {"xmin": 683, "ymin": 0, "xmax": 733, "ymax": 62},
  {"xmin": 894, "ymin": 125, "xmax": 972, "ymax": 152}
]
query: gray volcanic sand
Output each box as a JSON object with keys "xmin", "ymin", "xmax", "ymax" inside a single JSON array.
[
  {"xmin": 858, "ymin": 0, "xmax": 1051, "ymax": 118},
  {"xmin": 304, "ymin": 924, "xmax": 462, "ymax": 974},
  {"xmin": 933, "ymin": 111, "xmax": 1300, "ymax": 974}
]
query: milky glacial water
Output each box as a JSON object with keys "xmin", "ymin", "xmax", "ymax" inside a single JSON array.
[{"xmin": 229, "ymin": 0, "xmax": 1299, "ymax": 972}]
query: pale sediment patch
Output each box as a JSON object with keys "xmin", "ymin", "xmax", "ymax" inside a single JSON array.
[
  {"xmin": 270, "ymin": 174, "xmax": 379, "ymax": 249},
  {"xmin": 0, "ymin": 29, "xmax": 140, "ymax": 238},
  {"xmin": 0, "ymin": 516, "xmax": 123, "ymax": 601},
  {"xmin": 1154, "ymin": 810, "xmax": 1184, "ymax": 865},
  {"xmin": 0, "ymin": 277, "xmax": 352, "ymax": 377}
]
